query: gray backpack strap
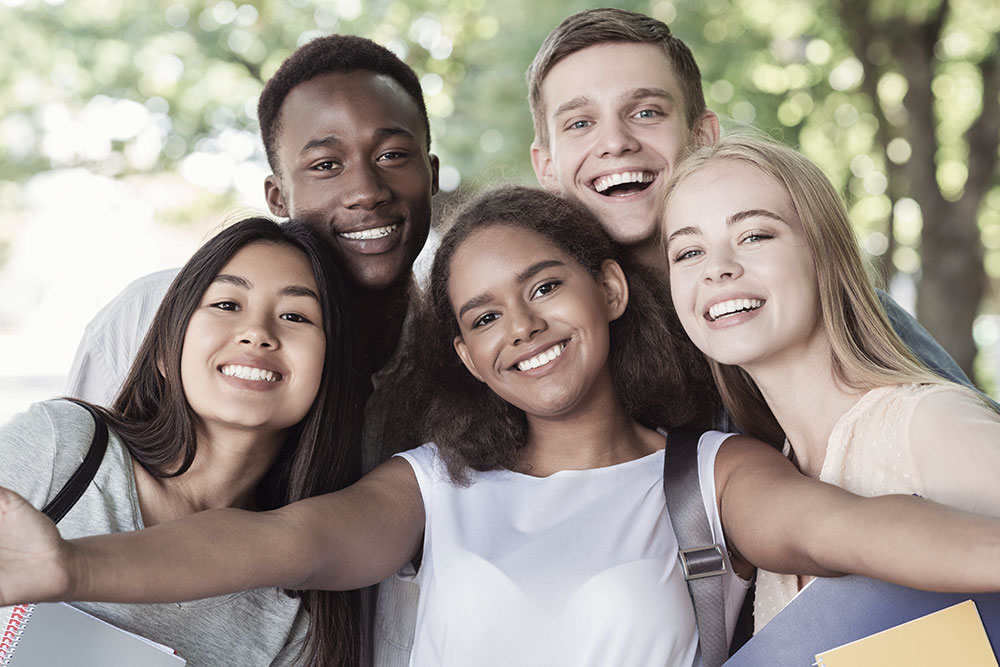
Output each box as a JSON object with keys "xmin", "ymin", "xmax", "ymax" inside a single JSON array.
[
  {"xmin": 41, "ymin": 399, "xmax": 108, "ymax": 524},
  {"xmin": 663, "ymin": 427, "xmax": 728, "ymax": 667}
]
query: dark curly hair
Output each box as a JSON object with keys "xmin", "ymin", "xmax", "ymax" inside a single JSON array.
[
  {"xmin": 417, "ymin": 186, "xmax": 719, "ymax": 482},
  {"xmin": 257, "ymin": 34, "xmax": 430, "ymax": 175}
]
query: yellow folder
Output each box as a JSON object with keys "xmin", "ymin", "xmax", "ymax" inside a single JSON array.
[{"xmin": 814, "ymin": 600, "xmax": 998, "ymax": 667}]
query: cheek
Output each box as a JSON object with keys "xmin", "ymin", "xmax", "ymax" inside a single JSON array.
[{"xmin": 299, "ymin": 336, "xmax": 326, "ymax": 395}]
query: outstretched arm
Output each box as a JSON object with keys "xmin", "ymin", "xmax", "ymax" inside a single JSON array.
[
  {"xmin": 0, "ymin": 457, "xmax": 424, "ymax": 606},
  {"xmin": 716, "ymin": 436, "xmax": 1000, "ymax": 589}
]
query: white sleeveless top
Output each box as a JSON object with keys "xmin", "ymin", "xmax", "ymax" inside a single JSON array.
[{"xmin": 396, "ymin": 431, "xmax": 750, "ymax": 667}]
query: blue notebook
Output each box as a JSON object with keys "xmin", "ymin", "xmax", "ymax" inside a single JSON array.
[{"xmin": 725, "ymin": 575, "xmax": 1000, "ymax": 666}]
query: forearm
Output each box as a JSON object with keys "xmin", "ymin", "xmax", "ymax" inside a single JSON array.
[
  {"xmin": 801, "ymin": 493, "xmax": 1000, "ymax": 590},
  {"xmin": 1, "ymin": 459, "xmax": 423, "ymax": 607},
  {"xmin": 720, "ymin": 436, "xmax": 1000, "ymax": 591},
  {"xmin": 65, "ymin": 507, "xmax": 310, "ymax": 603}
]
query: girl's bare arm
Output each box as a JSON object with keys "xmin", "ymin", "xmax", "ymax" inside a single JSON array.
[
  {"xmin": 716, "ymin": 435, "xmax": 1000, "ymax": 589},
  {"xmin": 0, "ymin": 457, "xmax": 424, "ymax": 606}
]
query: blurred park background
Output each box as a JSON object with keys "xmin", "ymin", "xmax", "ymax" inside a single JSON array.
[{"xmin": 1, "ymin": 0, "xmax": 999, "ymax": 422}]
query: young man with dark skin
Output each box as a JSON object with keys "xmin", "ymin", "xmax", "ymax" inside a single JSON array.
[
  {"xmin": 67, "ymin": 35, "xmax": 438, "ymax": 407},
  {"xmin": 65, "ymin": 35, "xmax": 435, "ymax": 667}
]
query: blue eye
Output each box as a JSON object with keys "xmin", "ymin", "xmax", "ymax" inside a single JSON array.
[
  {"xmin": 672, "ymin": 249, "xmax": 703, "ymax": 263},
  {"xmin": 741, "ymin": 232, "xmax": 774, "ymax": 244},
  {"xmin": 635, "ymin": 109, "xmax": 658, "ymax": 119}
]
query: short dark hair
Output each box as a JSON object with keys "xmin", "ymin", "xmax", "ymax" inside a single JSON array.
[
  {"xmin": 257, "ymin": 34, "xmax": 430, "ymax": 174},
  {"xmin": 418, "ymin": 186, "xmax": 718, "ymax": 482},
  {"xmin": 527, "ymin": 8, "xmax": 707, "ymax": 147},
  {"xmin": 105, "ymin": 216, "xmax": 365, "ymax": 666}
]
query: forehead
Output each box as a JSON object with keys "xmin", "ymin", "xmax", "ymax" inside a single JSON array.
[
  {"xmin": 218, "ymin": 241, "xmax": 317, "ymax": 286},
  {"xmin": 275, "ymin": 70, "xmax": 427, "ymax": 155},
  {"xmin": 447, "ymin": 225, "xmax": 573, "ymax": 296},
  {"xmin": 539, "ymin": 42, "xmax": 685, "ymax": 118},
  {"xmin": 665, "ymin": 161, "xmax": 796, "ymax": 231}
]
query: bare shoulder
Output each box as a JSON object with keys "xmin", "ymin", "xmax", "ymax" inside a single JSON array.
[{"xmin": 714, "ymin": 434, "xmax": 792, "ymax": 490}]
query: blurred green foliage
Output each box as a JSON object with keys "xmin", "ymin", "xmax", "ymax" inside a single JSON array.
[{"xmin": 1, "ymin": 0, "xmax": 998, "ymax": 388}]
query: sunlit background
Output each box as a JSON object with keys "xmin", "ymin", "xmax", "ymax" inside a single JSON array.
[{"xmin": 2, "ymin": 0, "xmax": 999, "ymax": 422}]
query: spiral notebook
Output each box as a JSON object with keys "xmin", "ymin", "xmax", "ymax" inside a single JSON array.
[{"xmin": 0, "ymin": 602, "xmax": 186, "ymax": 666}]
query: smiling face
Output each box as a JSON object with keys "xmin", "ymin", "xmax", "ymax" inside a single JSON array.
[
  {"xmin": 264, "ymin": 71, "xmax": 439, "ymax": 292},
  {"xmin": 447, "ymin": 224, "xmax": 628, "ymax": 420},
  {"xmin": 663, "ymin": 161, "xmax": 825, "ymax": 371},
  {"xmin": 180, "ymin": 241, "xmax": 326, "ymax": 439},
  {"xmin": 531, "ymin": 42, "xmax": 718, "ymax": 254}
]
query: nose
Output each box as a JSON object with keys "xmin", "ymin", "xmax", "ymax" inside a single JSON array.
[
  {"xmin": 704, "ymin": 248, "xmax": 743, "ymax": 283},
  {"xmin": 508, "ymin": 303, "xmax": 546, "ymax": 345},
  {"xmin": 235, "ymin": 318, "xmax": 278, "ymax": 349},
  {"xmin": 595, "ymin": 119, "xmax": 640, "ymax": 158},
  {"xmin": 341, "ymin": 162, "xmax": 391, "ymax": 210}
]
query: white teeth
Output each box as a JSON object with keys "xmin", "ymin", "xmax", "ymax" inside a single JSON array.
[
  {"xmin": 708, "ymin": 299, "xmax": 763, "ymax": 322},
  {"xmin": 593, "ymin": 171, "xmax": 654, "ymax": 193},
  {"xmin": 340, "ymin": 224, "xmax": 398, "ymax": 240},
  {"xmin": 516, "ymin": 343, "xmax": 566, "ymax": 371},
  {"xmin": 220, "ymin": 364, "xmax": 281, "ymax": 382}
]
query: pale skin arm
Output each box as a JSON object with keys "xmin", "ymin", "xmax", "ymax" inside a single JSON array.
[
  {"xmin": 716, "ymin": 435, "xmax": 1000, "ymax": 590},
  {"xmin": 0, "ymin": 457, "xmax": 424, "ymax": 606}
]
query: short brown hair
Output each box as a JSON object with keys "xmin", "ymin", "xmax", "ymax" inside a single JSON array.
[{"xmin": 527, "ymin": 8, "xmax": 707, "ymax": 147}]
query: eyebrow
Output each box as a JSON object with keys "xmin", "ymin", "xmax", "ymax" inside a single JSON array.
[
  {"xmin": 665, "ymin": 208, "xmax": 789, "ymax": 246},
  {"xmin": 300, "ymin": 127, "xmax": 418, "ymax": 155},
  {"xmin": 456, "ymin": 259, "xmax": 566, "ymax": 319},
  {"xmin": 552, "ymin": 87, "xmax": 676, "ymax": 119},
  {"xmin": 211, "ymin": 274, "xmax": 320, "ymax": 302}
]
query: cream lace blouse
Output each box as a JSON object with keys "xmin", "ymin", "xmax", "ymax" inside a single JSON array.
[{"xmin": 753, "ymin": 383, "xmax": 1000, "ymax": 632}]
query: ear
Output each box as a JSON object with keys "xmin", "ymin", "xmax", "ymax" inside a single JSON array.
[
  {"xmin": 453, "ymin": 335, "xmax": 485, "ymax": 383},
  {"xmin": 598, "ymin": 259, "xmax": 629, "ymax": 322},
  {"xmin": 429, "ymin": 153, "xmax": 441, "ymax": 195},
  {"xmin": 530, "ymin": 141, "xmax": 561, "ymax": 193},
  {"xmin": 691, "ymin": 110, "xmax": 720, "ymax": 148},
  {"xmin": 264, "ymin": 174, "xmax": 288, "ymax": 217}
]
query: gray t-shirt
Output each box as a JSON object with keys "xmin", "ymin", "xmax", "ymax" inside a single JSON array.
[{"xmin": 0, "ymin": 400, "xmax": 309, "ymax": 667}]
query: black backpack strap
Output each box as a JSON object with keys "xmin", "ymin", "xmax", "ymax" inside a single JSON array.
[
  {"xmin": 41, "ymin": 399, "xmax": 108, "ymax": 524},
  {"xmin": 663, "ymin": 427, "xmax": 728, "ymax": 667}
]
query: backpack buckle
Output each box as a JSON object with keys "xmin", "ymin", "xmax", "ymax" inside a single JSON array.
[{"xmin": 678, "ymin": 544, "xmax": 726, "ymax": 580}]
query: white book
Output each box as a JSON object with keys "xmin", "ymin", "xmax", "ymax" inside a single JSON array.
[{"xmin": 1, "ymin": 602, "xmax": 186, "ymax": 666}]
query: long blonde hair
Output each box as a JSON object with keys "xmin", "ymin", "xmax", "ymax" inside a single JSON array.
[{"xmin": 660, "ymin": 135, "xmax": 941, "ymax": 444}]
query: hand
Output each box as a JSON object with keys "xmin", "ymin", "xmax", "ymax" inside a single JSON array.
[{"xmin": 0, "ymin": 486, "xmax": 72, "ymax": 605}]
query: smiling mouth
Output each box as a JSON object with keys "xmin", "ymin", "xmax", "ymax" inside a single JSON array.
[
  {"xmin": 707, "ymin": 299, "xmax": 764, "ymax": 322},
  {"xmin": 592, "ymin": 171, "xmax": 655, "ymax": 197},
  {"xmin": 220, "ymin": 364, "xmax": 282, "ymax": 382},
  {"xmin": 340, "ymin": 224, "xmax": 399, "ymax": 240},
  {"xmin": 515, "ymin": 342, "xmax": 567, "ymax": 371}
]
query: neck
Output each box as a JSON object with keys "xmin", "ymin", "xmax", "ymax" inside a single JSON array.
[
  {"xmin": 353, "ymin": 278, "xmax": 412, "ymax": 378},
  {"xmin": 743, "ymin": 342, "xmax": 865, "ymax": 478},
  {"xmin": 133, "ymin": 425, "xmax": 286, "ymax": 526},
  {"xmin": 517, "ymin": 371, "xmax": 662, "ymax": 477}
]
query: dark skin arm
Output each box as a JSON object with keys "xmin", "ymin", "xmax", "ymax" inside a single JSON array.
[{"xmin": 715, "ymin": 435, "xmax": 1000, "ymax": 589}]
